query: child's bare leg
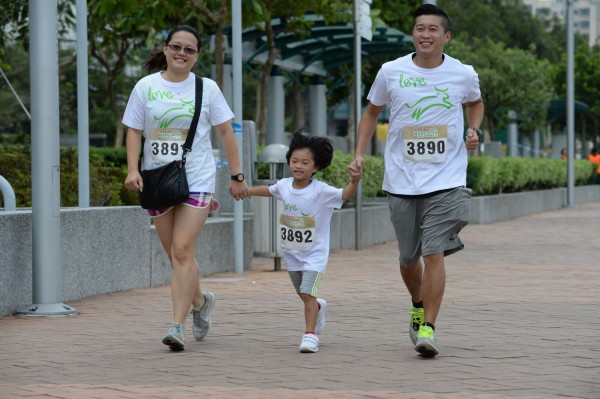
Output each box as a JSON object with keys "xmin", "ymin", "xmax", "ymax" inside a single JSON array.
[{"xmin": 300, "ymin": 293, "xmax": 318, "ymax": 332}]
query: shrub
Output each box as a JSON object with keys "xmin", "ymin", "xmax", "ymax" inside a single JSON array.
[
  {"xmin": 0, "ymin": 145, "xmax": 135, "ymax": 208},
  {"xmin": 466, "ymin": 157, "xmax": 595, "ymax": 196},
  {"xmin": 1, "ymin": 144, "xmax": 597, "ymax": 208}
]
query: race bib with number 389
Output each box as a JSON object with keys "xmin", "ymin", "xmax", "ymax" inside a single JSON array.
[
  {"xmin": 149, "ymin": 128, "xmax": 189, "ymax": 164},
  {"xmin": 279, "ymin": 214, "xmax": 315, "ymax": 251},
  {"xmin": 403, "ymin": 125, "xmax": 448, "ymax": 163}
]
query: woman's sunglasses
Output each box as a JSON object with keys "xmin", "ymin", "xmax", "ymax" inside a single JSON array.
[{"xmin": 166, "ymin": 44, "xmax": 198, "ymax": 55}]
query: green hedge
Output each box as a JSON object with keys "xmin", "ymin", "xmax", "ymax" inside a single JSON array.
[
  {"xmin": 466, "ymin": 156, "xmax": 596, "ymax": 195},
  {"xmin": 315, "ymin": 151, "xmax": 385, "ymax": 198},
  {"xmin": 0, "ymin": 145, "xmax": 597, "ymax": 208},
  {"xmin": 0, "ymin": 145, "xmax": 134, "ymax": 208},
  {"xmin": 255, "ymin": 149, "xmax": 385, "ymax": 198}
]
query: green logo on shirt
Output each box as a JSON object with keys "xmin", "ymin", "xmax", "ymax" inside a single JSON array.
[
  {"xmin": 151, "ymin": 99, "xmax": 195, "ymax": 128},
  {"xmin": 397, "ymin": 74, "xmax": 453, "ymax": 120},
  {"xmin": 399, "ymin": 73, "xmax": 426, "ymax": 88},
  {"xmin": 283, "ymin": 201, "xmax": 297, "ymax": 212},
  {"xmin": 405, "ymin": 86, "xmax": 452, "ymax": 121}
]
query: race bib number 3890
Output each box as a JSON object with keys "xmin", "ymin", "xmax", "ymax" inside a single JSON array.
[
  {"xmin": 279, "ymin": 214, "xmax": 316, "ymax": 251},
  {"xmin": 403, "ymin": 125, "xmax": 448, "ymax": 163}
]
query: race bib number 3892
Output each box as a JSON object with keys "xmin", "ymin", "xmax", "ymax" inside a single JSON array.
[
  {"xmin": 403, "ymin": 125, "xmax": 448, "ymax": 163},
  {"xmin": 279, "ymin": 214, "xmax": 316, "ymax": 251}
]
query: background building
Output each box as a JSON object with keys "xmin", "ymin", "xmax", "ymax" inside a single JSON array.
[{"xmin": 523, "ymin": 0, "xmax": 600, "ymax": 46}]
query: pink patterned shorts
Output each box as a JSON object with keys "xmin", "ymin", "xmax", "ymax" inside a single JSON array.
[{"xmin": 147, "ymin": 192, "xmax": 220, "ymax": 218}]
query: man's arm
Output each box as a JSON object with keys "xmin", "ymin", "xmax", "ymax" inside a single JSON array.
[
  {"xmin": 465, "ymin": 98, "xmax": 484, "ymax": 151},
  {"xmin": 355, "ymin": 102, "xmax": 384, "ymax": 167}
]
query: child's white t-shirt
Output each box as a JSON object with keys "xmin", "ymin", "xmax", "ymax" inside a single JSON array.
[
  {"xmin": 269, "ymin": 178, "xmax": 343, "ymax": 273},
  {"xmin": 367, "ymin": 53, "xmax": 481, "ymax": 195},
  {"xmin": 123, "ymin": 72, "xmax": 234, "ymax": 193}
]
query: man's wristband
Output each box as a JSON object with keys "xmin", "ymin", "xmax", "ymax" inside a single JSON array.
[{"xmin": 472, "ymin": 128, "xmax": 483, "ymax": 144}]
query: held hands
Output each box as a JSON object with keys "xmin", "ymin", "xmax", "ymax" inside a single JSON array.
[
  {"xmin": 229, "ymin": 180, "xmax": 249, "ymax": 201},
  {"xmin": 348, "ymin": 160, "xmax": 362, "ymax": 184},
  {"xmin": 465, "ymin": 128, "xmax": 480, "ymax": 151}
]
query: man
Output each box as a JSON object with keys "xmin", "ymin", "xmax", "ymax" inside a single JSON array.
[
  {"xmin": 588, "ymin": 148, "xmax": 600, "ymax": 184},
  {"xmin": 354, "ymin": 4, "xmax": 484, "ymax": 358}
]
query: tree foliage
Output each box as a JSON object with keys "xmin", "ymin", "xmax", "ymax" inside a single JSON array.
[
  {"xmin": 2, "ymin": 0, "xmax": 599, "ymax": 151},
  {"xmin": 552, "ymin": 39, "xmax": 600, "ymax": 127},
  {"xmin": 1, "ymin": 0, "xmax": 77, "ymax": 141},
  {"xmin": 0, "ymin": 43, "xmax": 30, "ymax": 139},
  {"xmin": 86, "ymin": 0, "xmax": 202, "ymax": 147},
  {"xmin": 435, "ymin": 0, "xmax": 588, "ymax": 141},
  {"xmin": 370, "ymin": 0, "xmax": 422, "ymax": 33},
  {"xmin": 446, "ymin": 38, "xmax": 555, "ymax": 139},
  {"xmin": 325, "ymin": 0, "xmax": 420, "ymax": 125},
  {"xmin": 241, "ymin": 0, "xmax": 349, "ymax": 144},
  {"xmin": 0, "ymin": 0, "xmax": 28, "ymax": 54},
  {"xmin": 439, "ymin": 0, "xmax": 565, "ymax": 63}
]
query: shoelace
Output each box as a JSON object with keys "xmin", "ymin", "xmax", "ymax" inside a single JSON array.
[
  {"xmin": 418, "ymin": 326, "xmax": 434, "ymax": 339},
  {"xmin": 410, "ymin": 308, "xmax": 424, "ymax": 328}
]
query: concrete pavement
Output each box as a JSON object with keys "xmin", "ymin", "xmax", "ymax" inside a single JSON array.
[{"xmin": 1, "ymin": 202, "xmax": 599, "ymax": 399}]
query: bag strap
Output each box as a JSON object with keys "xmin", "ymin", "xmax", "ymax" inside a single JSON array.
[{"xmin": 181, "ymin": 75, "xmax": 203, "ymax": 154}]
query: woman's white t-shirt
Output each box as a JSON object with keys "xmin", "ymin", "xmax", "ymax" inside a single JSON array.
[
  {"xmin": 269, "ymin": 178, "xmax": 343, "ymax": 273},
  {"xmin": 367, "ymin": 53, "xmax": 481, "ymax": 195},
  {"xmin": 122, "ymin": 72, "xmax": 234, "ymax": 193}
]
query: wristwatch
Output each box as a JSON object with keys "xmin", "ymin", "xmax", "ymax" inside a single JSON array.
[
  {"xmin": 231, "ymin": 173, "xmax": 245, "ymax": 182},
  {"xmin": 472, "ymin": 128, "xmax": 484, "ymax": 143}
]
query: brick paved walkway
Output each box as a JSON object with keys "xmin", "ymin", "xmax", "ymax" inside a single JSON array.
[{"xmin": 1, "ymin": 202, "xmax": 599, "ymax": 399}]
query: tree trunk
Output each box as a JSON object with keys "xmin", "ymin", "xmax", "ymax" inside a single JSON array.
[
  {"xmin": 347, "ymin": 81, "xmax": 355, "ymax": 151},
  {"xmin": 192, "ymin": 0, "xmax": 226, "ymax": 88},
  {"xmin": 255, "ymin": 19, "xmax": 277, "ymax": 146},
  {"xmin": 114, "ymin": 111, "xmax": 124, "ymax": 149},
  {"xmin": 106, "ymin": 76, "xmax": 123, "ymax": 147},
  {"xmin": 291, "ymin": 82, "xmax": 305, "ymax": 131},
  {"xmin": 487, "ymin": 114, "xmax": 496, "ymax": 143},
  {"xmin": 212, "ymin": 0, "xmax": 227, "ymax": 88}
]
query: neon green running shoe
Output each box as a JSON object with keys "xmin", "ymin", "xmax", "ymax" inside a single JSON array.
[
  {"xmin": 415, "ymin": 324, "xmax": 439, "ymax": 357},
  {"xmin": 409, "ymin": 306, "xmax": 424, "ymax": 345}
]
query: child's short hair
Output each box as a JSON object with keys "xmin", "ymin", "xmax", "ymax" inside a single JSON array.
[{"xmin": 286, "ymin": 130, "xmax": 334, "ymax": 172}]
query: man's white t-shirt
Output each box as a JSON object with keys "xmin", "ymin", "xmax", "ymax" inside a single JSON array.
[
  {"xmin": 367, "ymin": 53, "xmax": 481, "ymax": 195},
  {"xmin": 269, "ymin": 178, "xmax": 343, "ymax": 273},
  {"xmin": 122, "ymin": 72, "xmax": 234, "ymax": 193}
]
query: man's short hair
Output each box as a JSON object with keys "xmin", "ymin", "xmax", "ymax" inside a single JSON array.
[{"xmin": 413, "ymin": 4, "xmax": 451, "ymax": 32}]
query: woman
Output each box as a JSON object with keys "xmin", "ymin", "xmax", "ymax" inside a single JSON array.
[{"xmin": 123, "ymin": 25, "xmax": 248, "ymax": 350}]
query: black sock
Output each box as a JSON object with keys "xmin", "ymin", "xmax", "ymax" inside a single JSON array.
[
  {"xmin": 412, "ymin": 300, "xmax": 423, "ymax": 309},
  {"xmin": 423, "ymin": 322, "xmax": 435, "ymax": 330}
]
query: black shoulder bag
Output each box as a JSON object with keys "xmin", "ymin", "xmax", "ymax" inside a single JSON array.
[{"xmin": 138, "ymin": 76, "xmax": 203, "ymax": 210}]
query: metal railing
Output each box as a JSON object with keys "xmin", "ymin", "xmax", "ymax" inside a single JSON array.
[{"xmin": 0, "ymin": 175, "xmax": 16, "ymax": 211}]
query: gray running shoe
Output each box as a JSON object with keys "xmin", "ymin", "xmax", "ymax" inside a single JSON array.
[
  {"xmin": 415, "ymin": 325, "xmax": 439, "ymax": 357},
  {"xmin": 162, "ymin": 322, "xmax": 185, "ymax": 351},
  {"xmin": 192, "ymin": 292, "xmax": 216, "ymax": 341},
  {"xmin": 409, "ymin": 305, "xmax": 424, "ymax": 345},
  {"xmin": 315, "ymin": 298, "xmax": 327, "ymax": 335},
  {"xmin": 299, "ymin": 333, "xmax": 319, "ymax": 353}
]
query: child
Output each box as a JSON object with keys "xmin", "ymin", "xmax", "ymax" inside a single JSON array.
[{"xmin": 247, "ymin": 131, "xmax": 361, "ymax": 353}]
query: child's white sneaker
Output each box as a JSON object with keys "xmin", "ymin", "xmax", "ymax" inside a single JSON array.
[
  {"xmin": 299, "ymin": 333, "xmax": 319, "ymax": 353},
  {"xmin": 315, "ymin": 298, "xmax": 327, "ymax": 335}
]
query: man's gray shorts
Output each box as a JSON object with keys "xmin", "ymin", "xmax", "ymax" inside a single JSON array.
[{"xmin": 388, "ymin": 187, "xmax": 472, "ymax": 267}]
